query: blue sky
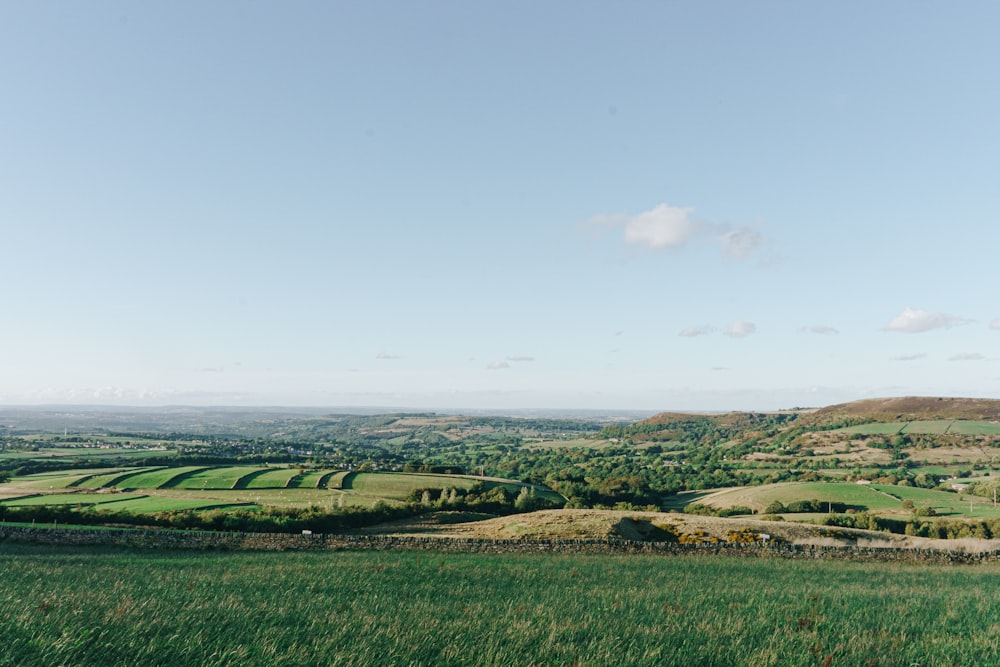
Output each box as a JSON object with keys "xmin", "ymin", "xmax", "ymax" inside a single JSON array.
[{"xmin": 2, "ymin": 2, "xmax": 998, "ymax": 411}]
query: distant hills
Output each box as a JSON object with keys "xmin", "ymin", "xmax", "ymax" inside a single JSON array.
[
  {"xmin": 801, "ymin": 396, "xmax": 1000, "ymax": 425},
  {"xmin": 636, "ymin": 397, "xmax": 1000, "ymax": 429}
]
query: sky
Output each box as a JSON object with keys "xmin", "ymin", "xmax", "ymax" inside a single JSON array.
[{"xmin": 2, "ymin": 2, "xmax": 999, "ymax": 412}]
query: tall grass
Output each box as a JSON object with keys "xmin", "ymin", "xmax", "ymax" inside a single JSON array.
[{"xmin": 3, "ymin": 545, "xmax": 1000, "ymax": 665}]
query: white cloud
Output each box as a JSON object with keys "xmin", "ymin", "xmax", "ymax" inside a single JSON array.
[
  {"xmin": 949, "ymin": 352, "xmax": 985, "ymax": 362},
  {"xmin": 883, "ymin": 307, "xmax": 972, "ymax": 333},
  {"xmin": 487, "ymin": 360, "xmax": 510, "ymax": 370},
  {"xmin": 623, "ymin": 204, "xmax": 697, "ymax": 250},
  {"xmin": 586, "ymin": 203, "xmax": 769, "ymax": 262},
  {"xmin": 892, "ymin": 353, "xmax": 927, "ymax": 362},
  {"xmin": 799, "ymin": 325, "xmax": 839, "ymax": 335},
  {"xmin": 375, "ymin": 352, "xmax": 400, "ymax": 360},
  {"xmin": 679, "ymin": 325, "xmax": 714, "ymax": 338},
  {"xmin": 725, "ymin": 321, "xmax": 756, "ymax": 338},
  {"xmin": 990, "ymin": 319, "xmax": 1000, "ymax": 331},
  {"xmin": 506, "ymin": 355, "xmax": 535, "ymax": 362},
  {"xmin": 717, "ymin": 226, "xmax": 764, "ymax": 259}
]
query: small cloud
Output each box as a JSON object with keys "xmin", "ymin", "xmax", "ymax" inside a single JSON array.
[
  {"xmin": 679, "ymin": 325, "xmax": 715, "ymax": 338},
  {"xmin": 199, "ymin": 367, "xmax": 224, "ymax": 373},
  {"xmin": 487, "ymin": 360, "xmax": 510, "ymax": 370},
  {"xmin": 375, "ymin": 352, "xmax": 400, "ymax": 360},
  {"xmin": 799, "ymin": 325, "xmax": 839, "ymax": 335},
  {"xmin": 624, "ymin": 204, "xmax": 698, "ymax": 250},
  {"xmin": 990, "ymin": 319, "xmax": 1000, "ymax": 331},
  {"xmin": 892, "ymin": 353, "xmax": 927, "ymax": 362},
  {"xmin": 711, "ymin": 366, "xmax": 728, "ymax": 371},
  {"xmin": 725, "ymin": 321, "xmax": 757, "ymax": 338},
  {"xmin": 716, "ymin": 226, "xmax": 764, "ymax": 259},
  {"xmin": 585, "ymin": 203, "xmax": 770, "ymax": 261},
  {"xmin": 949, "ymin": 352, "xmax": 985, "ymax": 362},
  {"xmin": 883, "ymin": 307, "xmax": 972, "ymax": 333},
  {"xmin": 614, "ymin": 330, "xmax": 624, "ymax": 336},
  {"xmin": 506, "ymin": 355, "xmax": 535, "ymax": 362}
]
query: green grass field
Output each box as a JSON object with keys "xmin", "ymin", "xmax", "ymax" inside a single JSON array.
[
  {"xmin": 238, "ymin": 468, "xmax": 301, "ymax": 489},
  {"xmin": 320, "ymin": 471, "xmax": 352, "ymax": 489},
  {"xmin": 342, "ymin": 472, "xmax": 484, "ymax": 500},
  {"xmin": 96, "ymin": 496, "xmax": 254, "ymax": 513},
  {"xmin": 4, "ymin": 545, "xmax": 1000, "ymax": 666},
  {"xmin": 697, "ymin": 482, "xmax": 902, "ymax": 512},
  {"xmin": 288, "ymin": 470, "xmax": 336, "ymax": 488},
  {"xmin": 73, "ymin": 468, "xmax": 164, "ymax": 489},
  {"xmin": 950, "ymin": 421, "xmax": 1000, "ymax": 435},
  {"xmin": 0, "ymin": 493, "xmax": 119, "ymax": 508},
  {"xmin": 113, "ymin": 466, "xmax": 210, "ymax": 490},
  {"xmin": 871, "ymin": 484, "xmax": 1000, "ymax": 518},
  {"xmin": 171, "ymin": 467, "xmax": 270, "ymax": 490},
  {"xmin": 1, "ymin": 468, "xmax": 552, "ymax": 521},
  {"xmin": 836, "ymin": 422, "xmax": 906, "ymax": 435},
  {"xmin": 696, "ymin": 481, "xmax": 1000, "ymax": 520},
  {"xmin": 835, "ymin": 420, "xmax": 1000, "ymax": 437},
  {"xmin": 902, "ymin": 420, "xmax": 954, "ymax": 434},
  {"xmin": 12, "ymin": 470, "xmax": 125, "ymax": 490}
]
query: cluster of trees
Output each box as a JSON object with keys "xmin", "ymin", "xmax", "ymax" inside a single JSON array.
[
  {"xmin": 599, "ymin": 413, "xmax": 798, "ymax": 447},
  {"xmin": 764, "ymin": 499, "xmax": 854, "ymax": 514},
  {"xmin": 405, "ymin": 483, "xmax": 556, "ymax": 513}
]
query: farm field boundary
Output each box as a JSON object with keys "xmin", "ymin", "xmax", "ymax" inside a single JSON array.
[{"xmin": 1, "ymin": 525, "xmax": 998, "ymax": 564}]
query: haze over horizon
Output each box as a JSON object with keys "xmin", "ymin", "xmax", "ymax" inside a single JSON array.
[{"xmin": 3, "ymin": 3, "xmax": 999, "ymax": 412}]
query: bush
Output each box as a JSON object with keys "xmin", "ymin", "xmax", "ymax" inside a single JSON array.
[{"xmin": 716, "ymin": 506, "xmax": 755, "ymax": 517}]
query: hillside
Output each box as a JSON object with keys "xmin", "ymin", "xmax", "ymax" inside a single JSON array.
[
  {"xmin": 358, "ymin": 508, "xmax": 998, "ymax": 551},
  {"xmin": 801, "ymin": 396, "xmax": 1000, "ymax": 426}
]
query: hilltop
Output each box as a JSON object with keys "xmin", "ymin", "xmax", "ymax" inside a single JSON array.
[
  {"xmin": 800, "ymin": 396, "xmax": 1000, "ymax": 426},
  {"xmin": 633, "ymin": 396, "xmax": 1000, "ymax": 431}
]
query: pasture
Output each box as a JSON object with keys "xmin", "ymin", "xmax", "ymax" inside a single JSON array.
[
  {"xmin": 240, "ymin": 468, "xmax": 302, "ymax": 489},
  {"xmin": 169, "ymin": 467, "xmax": 270, "ymax": 490},
  {"xmin": 113, "ymin": 466, "xmax": 211, "ymax": 490},
  {"xmin": 11, "ymin": 469, "xmax": 124, "ymax": 490},
  {"xmin": 0, "ymin": 467, "xmax": 548, "ymax": 520},
  {"xmin": 695, "ymin": 481, "xmax": 1000, "ymax": 520},
  {"xmin": 3, "ymin": 545, "xmax": 1000, "ymax": 666},
  {"xmin": 835, "ymin": 420, "xmax": 1000, "ymax": 436},
  {"xmin": 341, "ymin": 471, "xmax": 481, "ymax": 499}
]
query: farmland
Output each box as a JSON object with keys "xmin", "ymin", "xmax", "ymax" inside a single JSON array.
[
  {"xmin": 835, "ymin": 420, "xmax": 1000, "ymax": 436},
  {"xmin": 5, "ymin": 399, "xmax": 1000, "ymax": 537},
  {"xmin": 0, "ymin": 466, "xmax": 556, "ymax": 524},
  {"xmin": 4, "ymin": 544, "xmax": 1000, "ymax": 666},
  {"xmin": 694, "ymin": 481, "xmax": 1000, "ymax": 519}
]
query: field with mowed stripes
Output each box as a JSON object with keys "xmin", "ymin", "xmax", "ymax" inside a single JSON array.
[{"xmin": 0, "ymin": 466, "xmax": 555, "ymax": 518}]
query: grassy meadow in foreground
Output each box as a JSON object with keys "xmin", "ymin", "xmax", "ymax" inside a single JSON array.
[{"xmin": 3, "ymin": 545, "xmax": 1000, "ymax": 666}]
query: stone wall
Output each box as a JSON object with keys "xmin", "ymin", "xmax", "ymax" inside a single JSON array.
[{"xmin": 2, "ymin": 526, "xmax": 999, "ymax": 564}]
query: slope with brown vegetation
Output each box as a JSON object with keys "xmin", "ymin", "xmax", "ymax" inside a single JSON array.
[
  {"xmin": 356, "ymin": 508, "xmax": 993, "ymax": 551},
  {"xmin": 802, "ymin": 396, "xmax": 1000, "ymax": 426}
]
